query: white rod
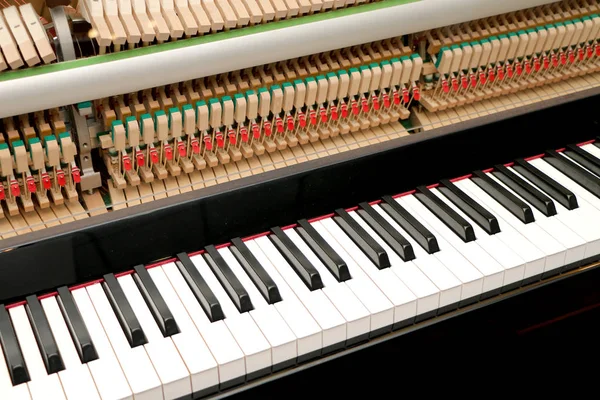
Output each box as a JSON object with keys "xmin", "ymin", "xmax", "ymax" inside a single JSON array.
[{"xmin": 0, "ymin": 0, "xmax": 553, "ymax": 118}]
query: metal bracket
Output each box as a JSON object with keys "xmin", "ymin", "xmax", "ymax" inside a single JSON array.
[
  {"xmin": 49, "ymin": 6, "xmax": 76, "ymax": 62},
  {"xmin": 70, "ymin": 105, "xmax": 102, "ymax": 191}
]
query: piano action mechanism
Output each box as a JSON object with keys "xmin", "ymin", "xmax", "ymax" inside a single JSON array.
[{"xmin": 0, "ymin": 0, "xmax": 600, "ymax": 398}]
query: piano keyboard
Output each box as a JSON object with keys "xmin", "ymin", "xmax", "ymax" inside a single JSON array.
[{"xmin": 2, "ymin": 137, "xmax": 600, "ymax": 399}]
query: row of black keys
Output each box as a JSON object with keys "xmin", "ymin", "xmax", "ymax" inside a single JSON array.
[{"xmin": 1, "ymin": 143, "xmax": 598, "ymax": 387}]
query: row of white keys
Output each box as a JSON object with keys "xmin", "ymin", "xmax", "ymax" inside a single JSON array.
[
  {"xmin": 430, "ymin": 187, "xmax": 528, "ymax": 288},
  {"xmin": 400, "ymin": 194, "xmax": 505, "ymax": 297},
  {"xmin": 218, "ymin": 247, "xmax": 298, "ymax": 368},
  {"xmin": 283, "ymin": 228, "xmax": 372, "ymax": 341},
  {"xmin": 117, "ymin": 274, "xmax": 191, "ymax": 398},
  {"xmin": 161, "ymin": 262, "xmax": 246, "ymax": 387},
  {"xmin": 317, "ymin": 217, "xmax": 418, "ymax": 326},
  {"xmin": 343, "ymin": 210, "xmax": 440, "ymax": 317},
  {"xmin": 189, "ymin": 255, "xmax": 272, "ymax": 378},
  {"xmin": 462, "ymin": 176, "xmax": 569, "ymax": 274},
  {"xmin": 71, "ymin": 288, "xmax": 134, "ymax": 400},
  {"xmin": 507, "ymin": 163, "xmax": 600, "ymax": 258},
  {"xmin": 368, "ymin": 206, "xmax": 463, "ymax": 312},
  {"xmin": 86, "ymin": 283, "xmax": 163, "ymax": 400},
  {"xmin": 146, "ymin": 266, "xmax": 220, "ymax": 395},
  {"xmin": 453, "ymin": 179, "xmax": 555, "ymax": 279},
  {"xmin": 8, "ymin": 306, "xmax": 65, "ymax": 400},
  {"xmin": 0, "ymin": 325, "xmax": 30, "ymax": 400},
  {"xmin": 308, "ymin": 221, "xmax": 399, "ymax": 332},
  {"xmin": 242, "ymin": 240, "xmax": 323, "ymax": 360},
  {"xmin": 486, "ymin": 172, "xmax": 587, "ymax": 266},
  {"xmin": 530, "ymin": 157, "xmax": 600, "ymax": 227},
  {"xmin": 252, "ymin": 236, "xmax": 348, "ymax": 349},
  {"xmin": 39, "ymin": 297, "xmax": 101, "ymax": 400}
]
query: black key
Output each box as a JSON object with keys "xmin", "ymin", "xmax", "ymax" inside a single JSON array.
[
  {"xmin": 25, "ymin": 295, "xmax": 64, "ymax": 374},
  {"xmin": 357, "ymin": 202, "xmax": 415, "ymax": 261},
  {"xmin": 296, "ymin": 219, "xmax": 351, "ymax": 282},
  {"xmin": 205, "ymin": 245, "xmax": 253, "ymax": 313},
  {"xmin": 439, "ymin": 179, "xmax": 500, "ymax": 235},
  {"xmin": 269, "ymin": 226, "xmax": 324, "ymax": 290},
  {"xmin": 545, "ymin": 149, "xmax": 600, "ymax": 199},
  {"xmin": 102, "ymin": 274, "xmax": 147, "ymax": 347},
  {"xmin": 230, "ymin": 238, "xmax": 282, "ymax": 304},
  {"xmin": 513, "ymin": 158, "xmax": 578, "ymax": 210},
  {"xmin": 471, "ymin": 170, "xmax": 535, "ymax": 224},
  {"xmin": 176, "ymin": 253, "xmax": 225, "ymax": 322},
  {"xmin": 565, "ymin": 144, "xmax": 600, "ymax": 177},
  {"xmin": 56, "ymin": 286, "xmax": 98, "ymax": 363},
  {"xmin": 415, "ymin": 186, "xmax": 476, "ymax": 242},
  {"xmin": 0, "ymin": 306, "xmax": 29, "ymax": 385},
  {"xmin": 492, "ymin": 164, "xmax": 557, "ymax": 217},
  {"xmin": 133, "ymin": 265, "xmax": 179, "ymax": 337},
  {"xmin": 333, "ymin": 208, "xmax": 390, "ymax": 269},
  {"xmin": 380, "ymin": 195, "xmax": 440, "ymax": 254}
]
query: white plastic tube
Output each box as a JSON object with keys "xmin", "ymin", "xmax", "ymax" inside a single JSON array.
[{"xmin": 0, "ymin": 0, "xmax": 552, "ymax": 118}]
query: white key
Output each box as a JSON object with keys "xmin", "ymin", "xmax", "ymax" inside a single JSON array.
[
  {"xmin": 345, "ymin": 211, "xmax": 440, "ymax": 315},
  {"xmin": 219, "ymin": 247, "xmax": 297, "ymax": 368},
  {"xmin": 454, "ymin": 179, "xmax": 555, "ymax": 279},
  {"xmin": 319, "ymin": 217, "xmax": 422, "ymax": 323},
  {"xmin": 581, "ymin": 143, "xmax": 600, "ymax": 162},
  {"xmin": 117, "ymin": 274, "xmax": 191, "ymax": 399},
  {"xmin": 162, "ymin": 263, "xmax": 245, "ymax": 387},
  {"xmin": 8, "ymin": 306, "xmax": 66, "ymax": 400},
  {"xmin": 529, "ymin": 158, "xmax": 600, "ymax": 211},
  {"xmin": 86, "ymin": 284, "xmax": 163, "ymax": 400},
  {"xmin": 431, "ymin": 187, "xmax": 527, "ymax": 287},
  {"xmin": 400, "ymin": 194, "xmax": 503, "ymax": 296},
  {"xmin": 371, "ymin": 202, "xmax": 463, "ymax": 310},
  {"xmin": 370, "ymin": 204, "xmax": 446, "ymax": 315},
  {"xmin": 529, "ymin": 157, "xmax": 600, "ymax": 255},
  {"xmin": 254, "ymin": 236, "xmax": 347, "ymax": 349},
  {"xmin": 40, "ymin": 297, "xmax": 101, "ymax": 400},
  {"xmin": 510, "ymin": 165, "xmax": 600, "ymax": 258},
  {"xmin": 190, "ymin": 255, "xmax": 272, "ymax": 377},
  {"xmin": 310, "ymin": 221, "xmax": 397, "ymax": 332},
  {"xmin": 147, "ymin": 266, "xmax": 219, "ymax": 395},
  {"xmin": 0, "ymin": 334, "xmax": 31, "ymax": 400},
  {"xmin": 283, "ymin": 228, "xmax": 371, "ymax": 339},
  {"xmin": 244, "ymin": 240, "xmax": 323, "ymax": 359},
  {"xmin": 71, "ymin": 288, "xmax": 133, "ymax": 400},
  {"xmin": 487, "ymin": 172, "xmax": 586, "ymax": 266}
]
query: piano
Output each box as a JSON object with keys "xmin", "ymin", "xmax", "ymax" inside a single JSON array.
[{"xmin": 1, "ymin": 0, "xmax": 600, "ymax": 398}]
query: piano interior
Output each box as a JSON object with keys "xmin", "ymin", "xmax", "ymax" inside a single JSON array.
[{"xmin": 0, "ymin": 0, "xmax": 599, "ymax": 397}]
